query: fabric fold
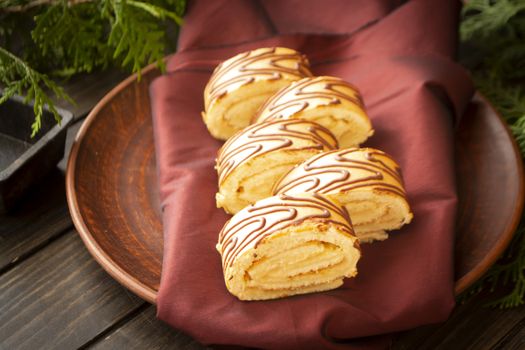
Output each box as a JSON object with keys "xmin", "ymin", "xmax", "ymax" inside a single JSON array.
[{"xmin": 150, "ymin": 0, "xmax": 474, "ymax": 349}]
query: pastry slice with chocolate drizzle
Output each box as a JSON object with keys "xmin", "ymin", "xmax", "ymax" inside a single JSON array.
[
  {"xmin": 274, "ymin": 148, "xmax": 413, "ymax": 242},
  {"xmin": 203, "ymin": 47, "xmax": 312, "ymax": 140},
  {"xmin": 216, "ymin": 193, "xmax": 360, "ymax": 300},
  {"xmin": 216, "ymin": 119, "xmax": 338, "ymax": 214},
  {"xmin": 254, "ymin": 76, "xmax": 373, "ymax": 148}
]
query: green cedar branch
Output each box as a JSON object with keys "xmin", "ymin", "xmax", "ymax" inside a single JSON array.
[
  {"xmin": 102, "ymin": 0, "xmax": 183, "ymax": 77},
  {"xmin": 461, "ymin": 0, "xmax": 525, "ymax": 40},
  {"xmin": 459, "ymin": 0, "xmax": 525, "ymax": 308},
  {"xmin": 0, "ymin": 46, "xmax": 73, "ymax": 137},
  {"xmin": 0, "ymin": 0, "xmax": 186, "ymax": 136},
  {"xmin": 1, "ymin": 0, "xmax": 92, "ymax": 12},
  {"xmin": 31, "ymin": 1, "xmax": 112, "ymax": 77}
]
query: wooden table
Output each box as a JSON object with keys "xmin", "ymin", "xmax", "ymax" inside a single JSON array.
[{"xmin": 1, "ymin": 70, "xmax": 524, "ymax": 350}]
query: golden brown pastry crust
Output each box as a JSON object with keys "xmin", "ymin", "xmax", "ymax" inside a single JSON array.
[
  {"xmin": 202, "ymin": 47, "xmax": 312, "ymax": 140},
  {"xmin": 216, "ymin": 119, "xmax": 338, "ymax": 214},
  {"xmin": 217, "ymin": 193, "xmax": 360, "ymax": 300},
  {"xmin": 274, "ymin": 148, "xmax": 413, "ymax": 242}
]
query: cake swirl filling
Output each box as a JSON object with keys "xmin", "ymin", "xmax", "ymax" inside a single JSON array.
[
  {"xmin": 202, "ymin": 47, "xmax": 313, "ymax": 140},
  {"xmin": 216, "ymin": 119, "xmax": 338, "ymax": 214},
  {"xmin": 254, "ymin": 76, "xmax": 374, "ymax": 148},
  {"xmin": 274, "ymin": 148, "xmax": 413, "ymax": 242},
  {"xmin": 216, "ymin": 194, "xmax": 361, "ymax": 300}
]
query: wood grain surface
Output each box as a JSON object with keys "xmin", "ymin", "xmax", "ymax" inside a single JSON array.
[
  {"xmin": 66, "ymin": 64, "xmax": 524, "ymax": 303},
  {"xmin": 392, "ymin": 290, "xmax": 525, "ymax": 349},
  {"xmin": 0, "ymin": 65, "xmax": 525, "ymax": 350},
  {"xmin": 0, "ymin": 232, "xmax": 144, "ymax": 350},
  {"xmin": 0, "ymin": 170, "xmax": 71, "ymax": 272},
  {"xmin": 90, "ymin": 307, "xmax": 205, "ymax": 350}
]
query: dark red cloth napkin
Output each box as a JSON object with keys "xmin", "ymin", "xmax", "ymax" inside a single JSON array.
[{"xmin": 149, "ymin": 1, "xmax": 474, "ymax": 349}]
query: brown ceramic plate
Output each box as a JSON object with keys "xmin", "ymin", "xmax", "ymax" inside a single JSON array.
[{"xmin": 66, "ymin": 63, "xmax": 524, "ymax": 304}]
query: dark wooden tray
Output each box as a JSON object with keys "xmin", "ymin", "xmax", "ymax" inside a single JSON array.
[
  {"xmin": 66, "ymin": 63, "xmax": 524, "ymax": 304},
  {"xmin": 1, "ymin": 95, "xmax": 72, "ymax": 213}
]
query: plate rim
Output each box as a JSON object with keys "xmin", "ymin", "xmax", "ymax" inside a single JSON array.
[
  {"xmin": 66, "ymin": 63, "xmax": 159, "ymax": 304},
  {"xmin": 66, "ymin": 62, "xmax": 524, "ymax": 304},
  {"xmin": 453, "ymin": 94, "xmax": 524, "ymax": 295}
]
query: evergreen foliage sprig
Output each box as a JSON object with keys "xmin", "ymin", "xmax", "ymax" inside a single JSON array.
[
  {"xmin": 0, "ymin": 46, "xmax": 72, "ymax": 136},
  {"xmin": 0, "ymin": 0, "xmax": 186, "ymax": 135},
  {"xmin": 459, "ymin": 0, "xmax": 525, "ymax": 308}
]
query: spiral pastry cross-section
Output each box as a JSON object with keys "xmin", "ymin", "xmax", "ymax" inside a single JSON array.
[
  {"xmin": 216, "ymin": 119, "xmax": 338, "ymax": 214},
  {"xmin": 254, "ymin": 76, "xmax": 373, "ymax": 148},
  {"xmin": 274, "ymin": 148, "xmax": 413, "ymax": 242},
  {"xmin": 202, "ymin": 47, "xmax": 312, "ymax": 140},
  {"xmin": 217, "ymin": 193, "xmax": 361, "ymax": 300}
]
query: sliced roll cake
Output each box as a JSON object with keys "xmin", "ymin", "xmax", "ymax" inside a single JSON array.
[
  {"xmin": 274, "ymin": 148, "xmax": 413, "ymax": 242},
  {"xmin": 202, "ymin": 47, "xmax": 312, "ymax": 140},
  {"xmin": 216, "ymin": 119, "xmax": 338, "ymax": 214},
  {"xmin": 254, "ymin": 76, "xmax": 373, "ymax": 148},
  {"xmin": 217, "ymin": 193, "xmax": 361, "ymax": 300}
]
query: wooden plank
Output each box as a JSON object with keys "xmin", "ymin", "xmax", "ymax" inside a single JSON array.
[
  {"xmin": 90, "ymin": 306, "xmax": 207, "ymax": 350},
  {"xmin": 0, "ymin": 170, "xmax": 71, "ymax": 272},
  {"xmin": 89, "ymin": 291, "xmax": 525, "ymax": 350},
  {"xmin": 0, "ymin": 231, "xmax": 145, "ymax": 350},
  {"xmin": 493, "ymin": 318, "xmax": 525, "ymax": 350},
  {"xmin": 393, "ymin": 292, "xmax": 525, "ymax": 349}
]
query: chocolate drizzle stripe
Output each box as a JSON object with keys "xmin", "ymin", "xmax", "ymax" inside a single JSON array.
[
  {"xmin": 277, "ymin": 172, "xmax": 405, "ymax": 197},
  {"xmin": 205, "ymin": 48, "xmax": 312, "ymax": 108},
  {"xmin": 218, "ymin": 112, "xmax": 336, "ymax": 158},
  {"xmin": 208, "ymin": 50, "xmax": 268, "ymax": 87},
  {"xmin": 258, "ymin": 75, "xmax": 320, "ymax": 111},
  {"xmin": 255, "ymin": 101, "xmax": 310, "ymax": 123},
  {"xmin": 222, "ymin": 208, "xmax": 296, "ymax": 268},
  {"xmin": 339, "ymin": 182, "xmax": 406, "ymax": 197},
  {"xmin": 218, "ymin": 194, "xmax": 354, "ymax": 269},
  {"xmin": 274, "ymin": 149, "xmax": 406, "ymax": 198},
  {"xmin": 342, "ymin": 150, "xmax": 403, "ymax": 183},
  {"xmin": 256, "ymin": 76, "xmax": 366, "ymax": 122},
  {"xmin": 304, "ymin": 159, "xmax": 397, "ymax": 182},
  {"xmin": 216, "ymin": 120, "xmax": 338, "ymax": 184}
]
